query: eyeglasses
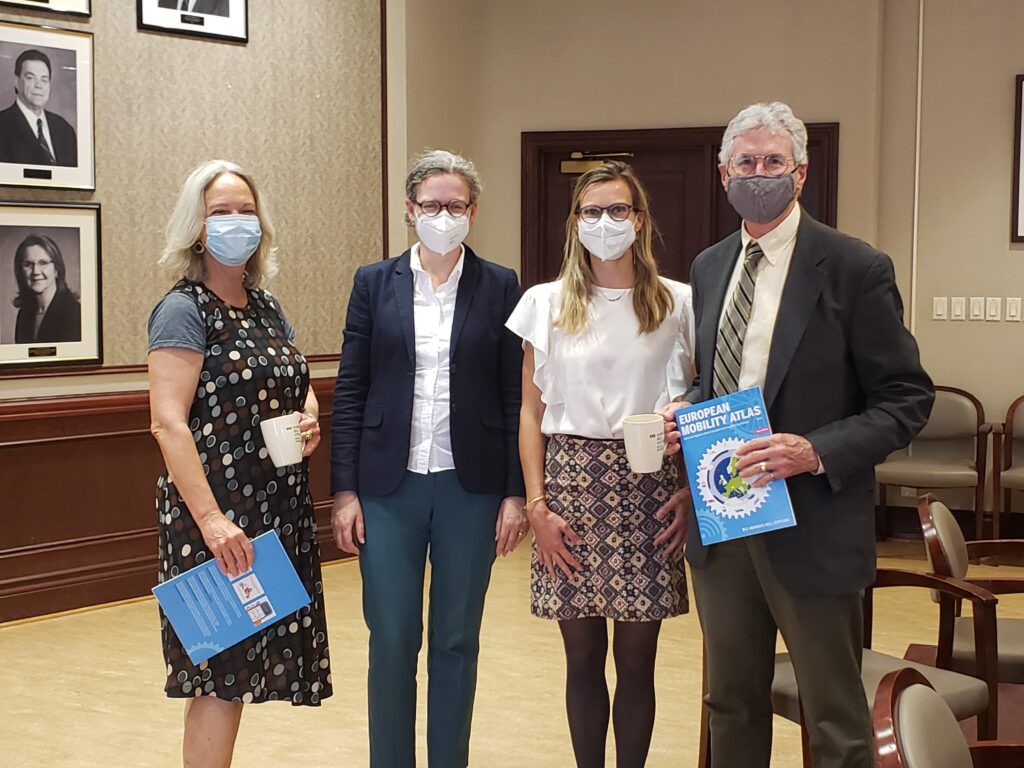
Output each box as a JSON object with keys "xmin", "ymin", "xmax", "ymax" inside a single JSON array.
[
  {"xmin": 415, "ymin": 199, "xmax": 470, "ymax": 218},
  {"xmin": 22, "ymin": 258, "xmax": 53, "ymax": 270},
  {"xmin": 730, "ymin": 154, "xmax": 795, "ymax": 177},
  {"xmin": 576, "ymin": 203, "xmax": 638, "ymax": 223}
]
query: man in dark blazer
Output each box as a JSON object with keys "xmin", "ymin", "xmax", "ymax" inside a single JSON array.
[
  {"xmin": 157, "ymin": 0, "xmax": 230, "ymax": 16},
  {"xmin": 661, "ymin": 102, "xmax": 933, "ymax": 768},
  {"xmin": 0, "ymin": 49, "xmax": 77, "ymax": 167}
]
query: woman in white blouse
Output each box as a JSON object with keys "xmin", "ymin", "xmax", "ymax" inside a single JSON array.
[{"xmin": 507, "ymin": 161, "xmax": 694, "ymax": 768}]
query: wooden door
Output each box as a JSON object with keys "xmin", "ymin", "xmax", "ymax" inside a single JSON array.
[{"xmin": 521, "ymin": 124, "xmax": 838, "ymax": 289}]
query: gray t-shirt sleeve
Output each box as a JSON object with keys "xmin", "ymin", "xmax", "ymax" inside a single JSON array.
[{"xmin": 147, "ymin": 292, "xmax": 206, "ymax": 353}]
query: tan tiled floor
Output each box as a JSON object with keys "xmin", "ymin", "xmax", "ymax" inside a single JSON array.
[{"xmin": 2, "ymin": 539, "xmax": 1021, "ymax": 767}]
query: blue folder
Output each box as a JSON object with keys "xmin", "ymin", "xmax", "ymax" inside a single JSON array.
[
  {"xmin": 675, "ymin": 386, "xmax": 797, "ymax": 545},
  {"xmin": 152, "ymin": 530, "xmax": 311, "ymax": 664}
]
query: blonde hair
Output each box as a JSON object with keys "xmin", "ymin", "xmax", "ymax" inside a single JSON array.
[
  {"xmin": 556, "ymin": 161, "xmax": 673, "ymax": 334},
  {"xmin": 158, "ymin": 160, "xmax": 279, "ymax": 289}
]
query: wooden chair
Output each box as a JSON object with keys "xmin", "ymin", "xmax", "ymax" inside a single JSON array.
[
  {"xmin": 697, "ymin": 568, "xmax": 1001, "ymax": 768},
  {"xmin": 876, "ymin": 386, "xmax": 991, "ymax": 538},
  {"xmin": 873, "ymin": 668, "xmax": 1024, "ymax": 768},
  {"xmin": 917, "ymin": 494, "xmax": 1024, "ymax": 684},
  {"xmin": 993, "ymin": 395, "xmax": 1024, "ymax": 539}
]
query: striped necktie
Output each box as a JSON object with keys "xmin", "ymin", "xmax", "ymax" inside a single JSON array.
[
  {"xmin": 712, "ymin": 240, "xmax": 764, "ymax": 397},
  {"xmin": 36, "ymin": 119, "xmax": 54, "ymax": 164}
]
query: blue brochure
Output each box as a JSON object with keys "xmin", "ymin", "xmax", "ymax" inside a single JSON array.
[
  {"xmin": 675, "ymin": 386, "xmax": 796, "ymax": 545},
  {"xmin": 152, "ymin": 530, "xmax": 310, "ymax": 664}
]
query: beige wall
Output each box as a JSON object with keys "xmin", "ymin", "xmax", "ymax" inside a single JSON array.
[
  {"xmin": 908, "ymin": 0, "xmax": 1024, "ymax": 420},
  {"xmin": 0, "ymin": 0, "xmax": 380, "ymax": 399},
  {"xmin": 397, "ymin": 0, "xmax": 1023, "ymax": 426},
  {"xmin": 401, "ymin": 0, "xmax": 885, "ymax": 270}
]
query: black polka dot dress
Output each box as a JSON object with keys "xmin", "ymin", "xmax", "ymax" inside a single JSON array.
[{"xmin": 154, "ymin": 280, "xmax": 332, "ymax": 706}]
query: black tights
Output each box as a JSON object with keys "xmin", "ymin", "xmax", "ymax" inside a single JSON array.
[{"xmin": 558, "ymin": 617, "xmax": 663, "ymax": 768}]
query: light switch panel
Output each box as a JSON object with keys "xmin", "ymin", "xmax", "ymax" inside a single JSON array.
[
  {"xmin": 969, "ymin": 296, "xmax": 985, "ymax": 320},
  {"xmin": 986, "ymin": 297, "xmax": 1002, "ymax": 321},
  {"xmin": 950, "ymin": 296, "xmax": 966, "ymax": 320},
  {"xmin": 932, "ymin": 296, "xmax": 948, "ymax": 320},
  {"xmin": 1007, "ymin": 297, "xmax": 1022, "ymax": 321}
]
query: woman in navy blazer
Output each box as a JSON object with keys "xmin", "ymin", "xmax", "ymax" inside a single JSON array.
[{"xmin": 330, "ymin": 150, "xmax": 527, "ymax": 768}]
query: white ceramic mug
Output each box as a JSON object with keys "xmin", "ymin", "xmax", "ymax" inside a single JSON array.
[
  {"xmin": 259, "ymin": 412, "xmax": 303, "ymax": 468},
  {"xmin": 622, "ymin": 413, "xmax": 666, "ymax": 474}
]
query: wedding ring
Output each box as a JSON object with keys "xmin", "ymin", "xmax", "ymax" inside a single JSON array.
[
  {"xmin": 759, "ymin": 461, "xmax": 767, "ymax": 473},
  {"xmin": 303, "ymin": 429, "xmax": 314, "ymax": 442}
]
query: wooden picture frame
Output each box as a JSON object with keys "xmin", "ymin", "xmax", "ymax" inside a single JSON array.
[
  {"xmin": 0, "ymin": 0, "xmax": 91, "ymax": 16},
  {"xmin": 1013, "ymin": 75, "xmax": 1024, "ymax": 242},
  {"xmin": 136, "ymin": 0, "xmax": 248, "ymax": 44},
  {"xmin": 0, "ymin": 20, "xmax": 94, "ymax": 190},
  {"xmin": 0, "ymin": 201, "xmax": 101, "ymax": 369}
]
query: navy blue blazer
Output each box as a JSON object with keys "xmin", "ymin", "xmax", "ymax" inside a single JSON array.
[
  {"xmin": 331, "ymin": 246, "xmax": 525, "ymax": 499},
  {"xmin": 684, "ymin": 211, "xmax": 934, "ymax": 597}
]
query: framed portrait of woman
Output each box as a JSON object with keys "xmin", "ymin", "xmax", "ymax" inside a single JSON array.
[
  {"xmin": 137, "ymin": 0, "xmax": 248, "ymax": 44},
  {"xmin": 0, "ymin": 21, "xmax": 94, "ymax": 190},
  {"xmin": 0, "ymin": 0, "xmax": 91, "ymax": 16},
  {"xmin": 0, "ymin": 201, "xmax": 101, "ymax": 369}
]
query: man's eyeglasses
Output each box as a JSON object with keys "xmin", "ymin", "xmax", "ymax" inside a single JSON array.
[
  {"xmin": 576, "ymin": 203, "xmax": 638, "ymax": 223},
  {"xmin": 730, "ymin": 154, "xmax": 795, "ymax": 177},
  {"xmin": 416, "ymin": 199, "xmax": 470, "ymax": 218}
]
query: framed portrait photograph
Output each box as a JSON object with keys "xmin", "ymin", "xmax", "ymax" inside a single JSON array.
[
  {"xmin": 0, "ymin": 201, "xmax": 101, "ymax": 370},
  {"xmin": 0, "ymin": 21, "xmax": 94, "ymax": 190},
  {"xmin": 137, "ymin": 0, "xmax": 248, "ymax": 44},
  {"xmin": 0, "ymin": 0, "xmax": 91, "ymax": 16},
  {"xmin": 1013, "ymin": 75, "xmax": 1024, "ymax": 243}
]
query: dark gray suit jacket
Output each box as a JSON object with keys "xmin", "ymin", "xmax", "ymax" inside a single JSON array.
[
  {"xmin": 684, "ymin": 209, "xmax": 934, "ymax": 596},
  {"xmin": 0, "ymin": 103, "xmax": 77, "ymax": 166}
]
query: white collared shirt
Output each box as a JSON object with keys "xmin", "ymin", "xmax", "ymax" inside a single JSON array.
[
  {"xmin": 718, "ymin": 204, "xmax": 801, "ymax": 390},
  {"xmin": 406, "ymin": 242, "xmax": 465, "ymax": 474},
  {"xmin": 16, "ymin": 98, "xmax": 54, "ymax": 160}
]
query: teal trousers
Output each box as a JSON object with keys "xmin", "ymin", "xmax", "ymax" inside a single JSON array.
[{"xmin": 360, "ymin": 470, "xmax": 501, "ymax": 768}]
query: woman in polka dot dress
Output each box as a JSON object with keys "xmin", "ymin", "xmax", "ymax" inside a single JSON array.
[{"xmin": 147, "ymin": 160, "xmax": 331, "ymax": 766}]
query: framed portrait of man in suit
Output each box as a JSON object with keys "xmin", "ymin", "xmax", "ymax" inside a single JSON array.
[
  {"xmin": 0, "ymin": 0, "xmax": 91, "ymax": 16},
  {"xmin": 0, "ymin": 201, "xmax": 101, "ymax": 370},
  {"xmin": 0, "ymin": 21, "xmax": 94, "ymax": 190},
  {"xmin": 137, "ymin": 0, "xmax": 248, "ymax": 44}
]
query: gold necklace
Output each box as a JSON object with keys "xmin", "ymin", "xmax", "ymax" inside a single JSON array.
[{"xmin": 598, "ymin": 287, "xmax": 630, "ymax": 302}]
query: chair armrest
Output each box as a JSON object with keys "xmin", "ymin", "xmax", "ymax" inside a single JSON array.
[
  {"xmin": 871, "ymin": 568, "xmax": 998, "ymax": 604},
  {"xmin": 968, "ymin": 743, "xmax": 1024, "ymax": 767},
  {"xmin": 966, "ymin": 540, "xmax": 1024, "ymax": 565},
  {"xmin": 966, "ymin": 579, "xmax": 1024, "ymax": 596}
]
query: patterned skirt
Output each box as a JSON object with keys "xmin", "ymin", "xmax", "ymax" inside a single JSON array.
[{"xmin": 531, "ymin": 433, "xmax": 688, "ymax": 622}]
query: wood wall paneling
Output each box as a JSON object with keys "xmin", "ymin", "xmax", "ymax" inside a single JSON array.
[{"xmin": 0, "ymin": 377, "xmax": 350, "ymax": 623}]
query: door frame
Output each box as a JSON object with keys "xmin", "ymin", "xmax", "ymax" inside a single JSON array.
[{"xmin": 520, "ymin": 124, "xmax": 839, "ymax": 288}]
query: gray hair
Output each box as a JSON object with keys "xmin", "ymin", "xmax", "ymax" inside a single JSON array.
[
  {"xmin": 718, "ymin": 102, "xmax": 808, "ymax": 166},
  {"xmin": 404, "ymin": 149, "xmax": 482, "ymax": 225},
  {"xmin": 158, "ymin": 159, "xmax": 278, "ymax": 289}
]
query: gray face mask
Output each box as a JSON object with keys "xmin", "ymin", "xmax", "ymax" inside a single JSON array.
[{"xmin": 726, "ymin": 174, "xmax": 795, "ymax": 224}]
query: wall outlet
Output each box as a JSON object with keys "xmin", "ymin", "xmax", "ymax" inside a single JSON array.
[
  {"xmin": 986, "ymin": 296, "xmax": 1002, "ymax": 321},
  {"xmin": 932, "ymin": 296, "xmax": 948, "ymax": 320},
  {"xmin": 950, "ymin": 296, "xmax": 967, "ymax": 320},
  {"xmin": 969, "ymin": 296, "xmax": 985, "ymax": 320},
  {"xmin": 899, "ymin": 486, "xmax": 918, "ymax": 498},
  {"xmin": 1007, "ymin": 297, "xmax": 1022, "ymax": 321}
]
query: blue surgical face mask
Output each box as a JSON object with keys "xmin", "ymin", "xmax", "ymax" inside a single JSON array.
[{"xmin": 204, "ymin": 214, "xmax": 262, "ymax": 267}]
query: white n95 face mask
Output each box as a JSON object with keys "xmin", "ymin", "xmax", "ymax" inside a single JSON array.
[
  {"xmin": 577, "ymin": 214, "xmax": 637, "ymax": 262},
  {"xmin": 416, "ymin": 211, "xmax": 470, "ymax": 255}
]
